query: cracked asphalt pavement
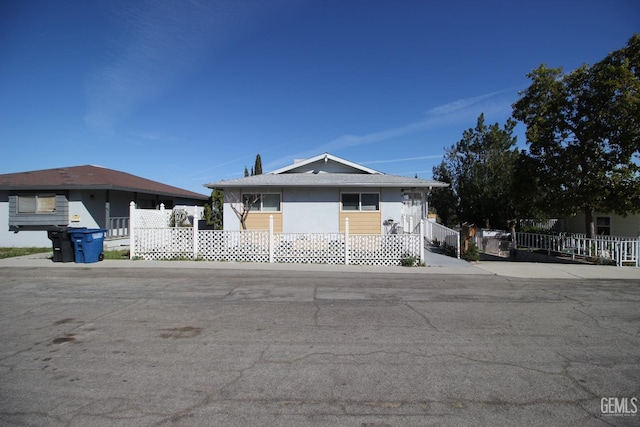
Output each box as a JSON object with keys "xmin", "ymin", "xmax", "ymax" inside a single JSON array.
[{"xmin": 0, "ymin": 266, "xmax": 639, "ymax": 426}]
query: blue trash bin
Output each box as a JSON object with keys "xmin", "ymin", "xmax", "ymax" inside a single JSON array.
[{"xmin": 68, "ymin": 228, "xmax": 107, "ymax": 263}]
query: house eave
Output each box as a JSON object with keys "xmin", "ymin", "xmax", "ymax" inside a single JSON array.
[
  {"xmin": 205, "ymin": 181, "xmax": 449, "ymax": 190},
  {"xmin": 1, "ymin": 184, "xmax": 209, "ymax": 200}
]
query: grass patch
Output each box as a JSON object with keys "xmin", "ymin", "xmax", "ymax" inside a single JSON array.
[
  {"xmin": 102, "ymin": 249, "xmax": 130, "ymax": 260},
  {"xmin": 0, "ymin": 247, "xmax": 52, "ymax": 259}
]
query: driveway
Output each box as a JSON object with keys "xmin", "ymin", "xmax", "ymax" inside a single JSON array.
[{"xmin": 0, "ymin": 264, "xmax": 638, "ymax": 426}]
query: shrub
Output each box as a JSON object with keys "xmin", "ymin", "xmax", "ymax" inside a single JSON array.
[
  {"xmin": 400, "ymin": 252, "xmax": 418, "ymax": 267},
  {"xmin": 462, "ymin": 241, "xmax": 480, "ymax": 262},
  {"xmin": 169, "ymin": 209, "xmax": 191, "ymax": 227}
]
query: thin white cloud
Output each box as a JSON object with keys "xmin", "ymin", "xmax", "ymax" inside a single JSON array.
[
  {"xmin": 266, "ymin": 89, "xmax": 515, "ymax": 170},
  {"xmin": 188, "ymin": 139, "xmax": 298, "ymax": 180},
  {"xmin": 360, "ymin": 155, "xmax": 442, "ymax": 165},
  {"xmin": 425, "ymin": 90, "xmax": 508, "ymax": 116},
  {"xmin": 84, "ymin": 0, "xmax": 294, "ymax": 131}
]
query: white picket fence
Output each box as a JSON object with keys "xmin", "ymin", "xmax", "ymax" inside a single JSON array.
[
  {"xmin": 129, "ymin": 202, "xmax": 425, "ymax": 266},
  {"xmin": 516, "ymin": 232, "xmax": 639, "ymax": 267}
]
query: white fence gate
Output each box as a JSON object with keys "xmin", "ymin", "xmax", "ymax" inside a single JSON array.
[{"xmin": 129, "ymin": 202, "xmax": 425, "ymax": 266}]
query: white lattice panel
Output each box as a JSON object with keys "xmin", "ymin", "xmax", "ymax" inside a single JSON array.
[
  {"xmin": 274, "ymin": 233, "xmax": 345, "ymax": 264},
  {"xmin": 135, "ymin": 228, "xmax": 194, "ymax": 260},
  {"xmin": 349, "ymin": 234, "xmax": 420, "ymax": 266},
  {"xmin": 132, "ymin": 211, "xmax": 424, "ymax": 265},
  {"xmin": 134, "ymin": 209, "xmax": 171, "ymax": 228},
  {"xmin": 198, "ymin": 230, "xmax": 269, "ymax": 262}
]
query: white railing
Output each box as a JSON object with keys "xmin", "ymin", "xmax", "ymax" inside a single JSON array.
[
  {"xmin": 107, "ymin": 217, "xmax": 129, "ymax": 239},
  {"xmin": 424, "ymin": 220, "xmax": 460, "ymax": 259},
  {"xmin": 516, "ymin": 232, "xmax": 639, "ymax": 267},
  {"xmin": 129, "ymin": 202, "xmax": 423, "ymax": 266},
  {"xmin": 568, "ymin": 233, "xmax": 633, "ymax": 242}
]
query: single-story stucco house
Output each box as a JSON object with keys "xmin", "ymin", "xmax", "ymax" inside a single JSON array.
[
  {"xmin": 0, "ymin": 165, "xmax": 209, "ymax": 247},
  {"xmin": 553, "ymin": 212, "xmax": 640, "ymax": 237},
  {"xmin": 205, "ymin": 153, "xmax": 448, "ymax": 234}
]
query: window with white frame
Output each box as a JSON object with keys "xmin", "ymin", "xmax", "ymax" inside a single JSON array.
[
  {"xmin": 17, "ymin": 194, "xmax": 57, "ymax": 213},
  {"xmin": 341, "ymin": 193, "xmax": 379, "ymax": 211},
  {"xmin": 242, "ymin": 193, "xmax": 281, "ymax": 212}
]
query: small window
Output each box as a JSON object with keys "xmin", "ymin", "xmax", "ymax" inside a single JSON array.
[
  {"xmin": 262, "ymin": 194, "xmax": 281, "ymax": 212},
  {"xmin": 242, "ymin": 193, "xmax": 280, "ymax": 212},
  {"xmin": 341, "ymin": 194, "xmax": 359, "ymax": 211},
  {"xmin": 17, "ymin": 194, "xmax": 56, "ymax": 213},
  {"xmin": 341, "ymin": 193, "xmax": 379, "ymax": 211},
  {"xmin": 243, "ymin": 194, "xmax": 261, "ymax": 211},
  {"xmin": 596, "ymin": 217, "xmax": 611, "ymax": 235},
  {"xmin": 361, "ymin": 193, "xmax": 379, "ymax": 211}
]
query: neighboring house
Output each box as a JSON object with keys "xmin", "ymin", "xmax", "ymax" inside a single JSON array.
[
  {"xmin": 0, "ymin": 165, "xmax": 209, "ymax": 247},
  {"xmin": 205, "ymin": 153, "xmax": 448, "ymax": 234},
  {"xmin": 562, "ymin": 212, "xmax": 640, "ymax": 237}
]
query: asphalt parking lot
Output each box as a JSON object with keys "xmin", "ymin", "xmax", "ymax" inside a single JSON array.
[{"xmin": 0, "ymin": 263, "xmax": 639, "ymax": 426}]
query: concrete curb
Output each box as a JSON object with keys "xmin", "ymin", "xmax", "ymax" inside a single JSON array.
[{"xmin": 1, "ymin": 252, "xmax": 639, "ymax": 279}]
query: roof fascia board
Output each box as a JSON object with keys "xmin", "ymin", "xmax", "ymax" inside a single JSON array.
[
  {"xmin": 206, "ymin": 182, "xmax": 448, "ymax": 189},
  {"xmin": 2, "ymin": 184, "xmax": 208, "ymax": 199}
]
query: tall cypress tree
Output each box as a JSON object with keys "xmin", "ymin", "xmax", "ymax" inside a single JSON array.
[{"xmin": 254, "ymin": 154, "xmax": 262, "ymax": 175}]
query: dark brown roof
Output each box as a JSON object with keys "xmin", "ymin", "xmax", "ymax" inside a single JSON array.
[{"xmin": 0, "ymin": 165, "xmax": 208, "ymax": 200}]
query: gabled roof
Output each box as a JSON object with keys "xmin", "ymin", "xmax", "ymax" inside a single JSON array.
[
  {"xmin": 205, "ymin": 153, "xmax": 448, "ymax": 190},
  {"xmin": 269, "ymin": 153, "xmax": 382, "ymax": 175},
  {"xmin": 0, "ymin": 165, "xmax": 209, "ymax": 200}
]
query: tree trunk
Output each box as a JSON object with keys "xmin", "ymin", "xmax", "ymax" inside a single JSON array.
[
  {"xmin": 240, "ymin": 212, "xmax": 248, "ymax": 230},
  {"xmin": 584, "ymin": 206, "xmax": 595, "ymax": 238}
]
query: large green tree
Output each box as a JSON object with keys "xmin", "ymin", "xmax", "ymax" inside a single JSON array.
[
  {"xmin": 432, "ymin": 113, "xmax": 520, "ymax": 229},
  {"xmin": 429, "ymin": 162, "xmax": 458, "ymax": 228},
  {"xmin": 512, "ymin": 34, "xmax": 640, "ymax": 237}
]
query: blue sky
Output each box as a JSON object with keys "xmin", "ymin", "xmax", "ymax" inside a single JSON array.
[{"xmin": 1, "ymin": 0, "xmax": 638, "ymax": 195}]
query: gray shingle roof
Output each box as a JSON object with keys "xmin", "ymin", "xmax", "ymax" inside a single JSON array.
[{"xmin": 205, "ymin": 173, "xmax": 448, "ymax": 189}]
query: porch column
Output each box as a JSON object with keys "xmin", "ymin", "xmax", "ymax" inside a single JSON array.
[
  {"xmin": 423, "ymin": 188, "xmax": 430, "ymax": 220},
  {"xmin": 105, "ymin": 190, "xmax": 111, "ymax": 236}
]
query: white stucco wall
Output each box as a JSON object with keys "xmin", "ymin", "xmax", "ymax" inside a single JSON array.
[
  {"xmin": 68, "ymin": 190, "xmax": 102, "ymax": 229},
  {"xmin": 223, "ymin": 189, "xmax": 242, "ymax": 231},
  {"xmin": 380, "ymin": 187, "xmax": 403, "ymax": 228},
  {"xmin": 283, "ymin": 188, "xmax": 339, "ymax": 233},
  {"xmin": 222, "ymin": 187, "xmax": 408, "ymax": 234}
]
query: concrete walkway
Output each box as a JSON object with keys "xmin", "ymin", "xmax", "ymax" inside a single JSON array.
[{"xmin": 1, "ymin": 251, "xmax": 639, "ymax": 280}]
